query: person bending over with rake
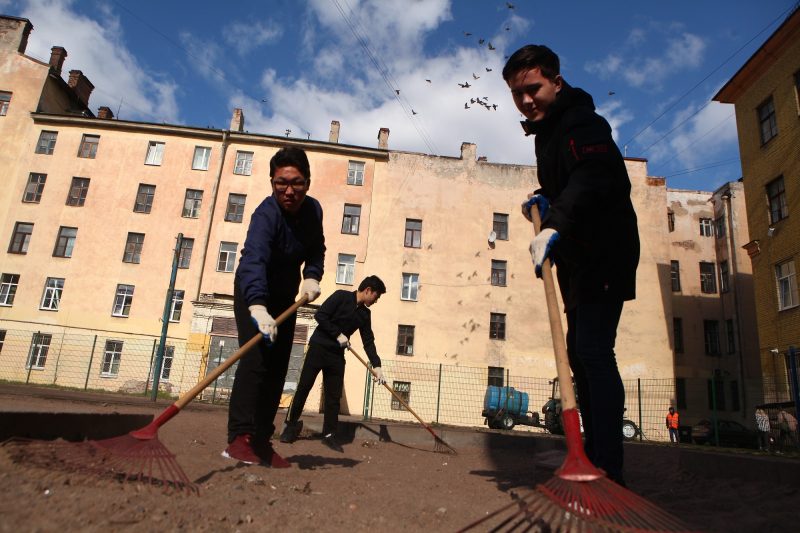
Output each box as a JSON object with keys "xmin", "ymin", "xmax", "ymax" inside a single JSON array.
[
  {"xmin": 224, "ymin": 146, "xmax": 325, "ymax": 467},
  {"xmin": 504, "ymin": 45, "xmax": 639, "ymax": 486},
  {"xmin": 280, "ymin": 275, "xmax": 386, "ymax": 453}
]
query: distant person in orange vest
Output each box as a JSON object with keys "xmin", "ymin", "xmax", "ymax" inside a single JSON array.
[{"xmin": 666, "ymin": 406, "xmax": 679, "ymax": 444}]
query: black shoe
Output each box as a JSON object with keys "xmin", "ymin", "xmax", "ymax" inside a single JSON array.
[
  {"xmin": 321, "ymin": 434, "xmax": 344, "ymax": 453},
  {"xmin": 280, "ymin": 420, "xmax": 303, "ymax": 444}
]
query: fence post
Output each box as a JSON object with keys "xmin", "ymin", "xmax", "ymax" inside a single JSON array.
[
  {"xmin": 789, "ymin": 346, "xmax": 799, "ymax": 412},
  {"xmin": 25, "ymin": 332, "xmax": 38, "ymax": 384},
  {"xmin": 637, "ymin": 378, "xmax": 643, "ymax": 442},
  {"xmin": 435, "ymin": 363, "xmax": 443, "ymax": 423},
  {"xmin": 144, "ymin": 339, "xmax": 157, "ymax": 397},
  {"xmin": 84, "ymin": 335, "xmax": 98, "ymax": 390},
  {"xmin": 362, "ymin": 366, "xmax": 372, "ymax": 420}
]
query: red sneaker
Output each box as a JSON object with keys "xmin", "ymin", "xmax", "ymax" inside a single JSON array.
[
  {"xmin": 256, "ymin": 441, "xmax": 291, "ymax": 468},
  {"xmin": 222, "ymin": 434, "xmax": 261, "ymax": 465}
]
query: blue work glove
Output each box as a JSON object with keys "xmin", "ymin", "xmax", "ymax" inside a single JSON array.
[
  {"xmin": 248, "ymin": 304, "xmax": 276, "ymax": 344},
  {"xmin": 529, "ymin": 228, "xmax": 559, "ymax": 278},
  {"xmin": 521, "ymin": 194, "xmax": 550, "ymax": 222}
]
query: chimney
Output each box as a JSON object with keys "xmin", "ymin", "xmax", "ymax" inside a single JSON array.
[
  {"xmin": 67, "ymin": 70, "xmax": 94, "ymax": 108},
  {"xmin": 0, "ymin": 16, "xmax": 33, "ymax": 54},
  {"xmin": 230, "ymin": 108, "xmax": 245, "ymax": 132},
  {"xmin": 477, "ymin": 156, "xmax": 487, "ymax": 162},
  {"xmin": 329, "ymin": 120, "xmax": 340, "ymax": 143},
  {"xmin": 378, "ymin": 127, "xmax": 390, "ymax": 149},
  {"xmin": 97, "ymin": 106, "xmax": 114, "ymax": 120},
  {"xmin": 49, "ymin": 46, "xmax": 67, "ymax": 76},
  {"xmin": 461, "ymin": 142, "xmax": 477, "ymax": 162}
]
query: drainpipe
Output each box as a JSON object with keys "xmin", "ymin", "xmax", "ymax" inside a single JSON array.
[
  {"xmin": 722, "ymin": 192, "xmax": 747, "ymax": 417},
  {"xmin": 195, "ymin": 130, "xmax": 231, "ymax": 301}
]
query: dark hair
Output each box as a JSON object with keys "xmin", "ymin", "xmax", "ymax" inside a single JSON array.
[
  {"xmin": 358, "ymin": 275, "xmax": 386, "ymax": 295},
  {"xmin": 269, "ymin": 146, "xmax": 311, "ymax": 181},
  {"xmin": 502, "ymin": 44, "xmax": 560, "ymax": 82}
]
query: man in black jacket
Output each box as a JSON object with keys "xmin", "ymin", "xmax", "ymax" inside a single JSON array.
[
  {"xmin": 224, "ymin": 146, "xmax": 325, "ymax": 467},
  {"xmin": 503, "ymin": 45, "xmax": 639, "ymax": 485},
  {"xmin": 280, "ymin": 275, "xmax": 386, "ymax": 452}
]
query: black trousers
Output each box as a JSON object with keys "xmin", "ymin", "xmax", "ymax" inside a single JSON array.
[
  {"xmin": 286, "ymin": 343, "xmax": 345, "ymax": 437},
  {"xmin": 227, "ymin": 287, "xmax": 297, "ymax": 443},
  {"xmin": 565, "ymin": 297, "xmax": 625, "ymax": 483}
]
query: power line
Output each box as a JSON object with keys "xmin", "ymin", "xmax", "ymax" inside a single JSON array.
[
  {"xmin": 664, "ymin": 158, "xmax": 739, "ymax": 178},
  {"xmin": 651, "ymin": 112, "xmax": 734, "ymax": 173}
]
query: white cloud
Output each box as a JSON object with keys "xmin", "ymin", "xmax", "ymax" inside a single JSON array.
[
  {"xmin": 19, "ymin": 0, "xmax": 179, "ymax": 122},
  {"xmin": 223, "ymin": 19, "xmax": 282, "ymax": 56},
  {"xmin": 596, "ymin": 100, "xmax": 634, "ymax": 143}
]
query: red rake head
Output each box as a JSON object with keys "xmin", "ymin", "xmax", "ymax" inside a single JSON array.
[{"xmin": 556, "ymin": 408, "xmax": 604, "ymax": 482}]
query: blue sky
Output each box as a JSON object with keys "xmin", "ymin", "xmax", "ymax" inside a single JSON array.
[{"xmin": 6, "ymin": 0, "xmax": 798, "ymax": 191}]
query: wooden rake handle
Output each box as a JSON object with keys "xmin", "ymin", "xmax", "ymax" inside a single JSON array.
[
  {"xmin": 530, "ymin": 209, "xmax": 577, "ymax": 411},
  {"xmin": 175, "ymin": 296, "xmax": 309, "ymax": 410}
]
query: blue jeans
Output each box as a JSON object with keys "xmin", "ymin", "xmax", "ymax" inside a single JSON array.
[{"xmin": 566, "ymin": 298, "xmax": 625, "ymax": 483}]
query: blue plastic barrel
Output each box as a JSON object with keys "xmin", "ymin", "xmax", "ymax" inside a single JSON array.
[{"xmin": 483, "ymin": 385, "xmax": 529, "ymax": 416}]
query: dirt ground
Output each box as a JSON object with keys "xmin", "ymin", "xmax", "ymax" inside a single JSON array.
[{"xmin": 0, "ymin": 387, "xmax": 798, "ymax": 532}]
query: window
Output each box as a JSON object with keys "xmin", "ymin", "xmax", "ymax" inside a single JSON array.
[
  {"xmin": 676, "ymin": 378, "xmax": 687, "ymax": 410},
  {"xmin": 225, "ymin": 193, "xmax": 246, "ymax": 223},
  {"xmin": 726, "ymin": 319, "xmax": 735, "ymax": 354},
  {"xmin": 401, "ymin": 273, "xmax": 419, "ymax": 301},
  {"xmin": 488, "ymin": 366, "xmax": 504, "ymax": 387},
  {"xmin": 703, "ymin": 320, "xmax": 720, "ymax": 355},
  {"xmin": 112, "ymin": 284, "xmax": 134, "ymax": 317},
  {"xmin": 134, "ymin": 184, "xmax": 156, "ymax": 213},
  {"xmin": 766, "ymin": 176, "xmax": 788, "ymax": 224},
  {"xmin": 0, "ymin": 274, "xmax": 20, "ymax": 306},
  {"xmin": 233, "ymin": 151, "xmax": 253, "ymax": 175},
  {"xmin": 719, "ymin": 261, "xmax": 729, "ymax": 293},
  {"xmin": 670, "ymin": 260, "xmax": 681, "ymax": 292},
  {"xmin": 699, "ymin": 218, "xmax": 713, "ymax": 237},
  {"xmin": 336, "ymin": 254, "xmax": 356, "ymax": 285},
  {"xmin": 123, "ymin": 232, "xmax": 145, "ymax": 264},
  {"xmin": 347, "ymin": 160, "xmax": 364, "ymax": 185},
  {"xmin": 101, "ymin": 340, "xmax": 123, "ymax": 376},
  {"xmin": 192, "ymin": 146, "xmax": 211, "ymax": 170},
  {"xmin": 27, "ymin": 333, "xmax": 52, "ymax": 369},
  {"xmin": 23, "ymin": 173, "xmax": 46, "ymax": 203},
  {"xmin": 493, "ymin": 213, "xmax": 509, "ymax": 240},
  {"xmin": 8, "ymin": 222, "xmax": 33, "ymax": 254},
  {"xmin": 160, "ymin": 345, "xmax": 174, "ymax": 380},
  {"xmin": 144, "ymin": 141, "xmax": 165, "ymax": 165},
  {"xmin": 667, "ymin": 211, "xmax": 675, "ymax": 232},
  {"xmin": 700, "ymin": 262, "xmax": 717, "ymax": 293},
  {"xmin": 178, "ymin": 238, "xmax": 194, "ymax": 269},
  {"xmin": 40, "ymin": 277, "xmax": 64, "ymax": 311},
  {"xmin": 77, "ymin": 134, "xmax": 99, "ymax": 158},
  {"xmin": 0, "ymin": 91, "xmax": 10, "ymax": 115},
  {"xmin": 66, "ymin": 177, "xmax": 90, "ymax": 206},
  {"xmin": 491, "ymin": 260, "xmax": 507, "ymax": 286},
  {"xmin": 404, "ymin": 219, "xmax": 422, "ymax": 248},
  {"xmin": 396, "ymin": 325, "xmax": 415, "ymax": 355},
  {"xmin": 35, "ymin": 131, "xmax": 58, "ymax": 155},
  {"xmin": 673, "ymin": 317, "xmax": 684, "ymax": 354},
  {"xmin": 489, "ymin": 312, "xmax": 506, "ymax": 340},
  {"xmin": 776, "ymin": 259, "xmax": 798, "ymax": 310},
  {"xmin": 391, "ymin": 381, "xmax": 410, "ymax": 410},
  {"xmin": 169, "ymin": 290, "xmax": 184, "ymax": 322},
  {"xmin": 53, "ymin": 226, "xmax": 77, "ymax": 258},
  {"xmin": 182, "ymin": 189, "xmax": 203, "ymax": 218},
  {"xmin": 757, "ymin": 97, "xmax": 778, "ymax": 144},
  {"xmin": 341, "ymin": 204, "xmax": 361, "ymax": 234},
  {"xmin": 217, "ymin": 242, "xmax": 237, "ymax": 272},
  {"xmin": 0, "ymin": 330, "xmax": 5, "ymax": 353},
  {"xmin": 706, "ymin": 378, "xmax": 725, "ymax": 410},
  {"xmin": 714, "ymin": 216, "xmax": 726, "ymax": 239}
]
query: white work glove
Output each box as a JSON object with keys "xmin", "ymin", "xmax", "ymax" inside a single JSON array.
[
  {"xmin": 372, "ymin": 367, "xmax": 386, "ymax": 386},
  {"xmin": 337, "ymin": 333, "xmax": 350, "ymax": 348},
  {"xmin": 529, "ymin": 228, "xmax": 560, "ymax": 278},
  {"xmin": 301, "ymin": 278, "xmax": 321, "ymax": 303},
  {"xmin": 521, "ymin": 193, "xmax": 550, "ymax": 223},
  {"xmin": 249, "ymin": 305, "xmax": 277, "ymax": 343}
]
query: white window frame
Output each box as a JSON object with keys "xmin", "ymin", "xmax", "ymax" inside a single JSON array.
[
  {"xmin": 699, "ymin": 218, "xmax": 713, "ymax": 237},
  {"xmin": 169, "ymin": 290, "xmax": 184, "ymax": 322},
  {"xmin": 347, "ymin": 160, "xmax": 365, "ymax": 186},
  {"xmin": 341, "ymin": 204, "xmax": 361, "ymax": 234},
  {"xmin": 160, "ymin": 345, "xmax": 174, "ymax": 381},
  {"xmin": 234, "ymin": 151, "xmax": 254, "ymax": 176},
  {"xmin": 40, "ymin": 277, "xmax": 64, "ymax": 311},
  {"xmin": 0, "ymin": 273, "xmax": 20, "ymax": 306},
  {"xmin": 112, "ymin": 284, "xmax": 134, "ymax": 317},
  {"xmin": 101, "ymin": 340, "xmax": 123, "ymax": 377},
  {"xmin": 776, "ymin": 260, "xmax": 798, "ymax": 311},
  {"xmin": 336, "ymin": 253, "xmax": 356, "ymax": 285},
  {"xmin": 27, "ymin": 333, "xmax": 51, "ymax": 369},
  {"xmin": 217, "ymin": 242, "xmax": 237, "ymax": 272},
  {"xmin": 401, "ymin": 273, "xmax": 419, "ymax": 301},
  {"xmin": 144, "ymin": 141, "xmax": 165, "ymax": 166},
  {"xmin": 192, "ymin": 146, "xmax": 211, "ymax": 170}
]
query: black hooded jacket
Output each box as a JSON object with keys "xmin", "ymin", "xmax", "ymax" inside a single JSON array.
[{"xmin": 522, "ymin": 82, "xmax": 639, "ymax": 310}]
